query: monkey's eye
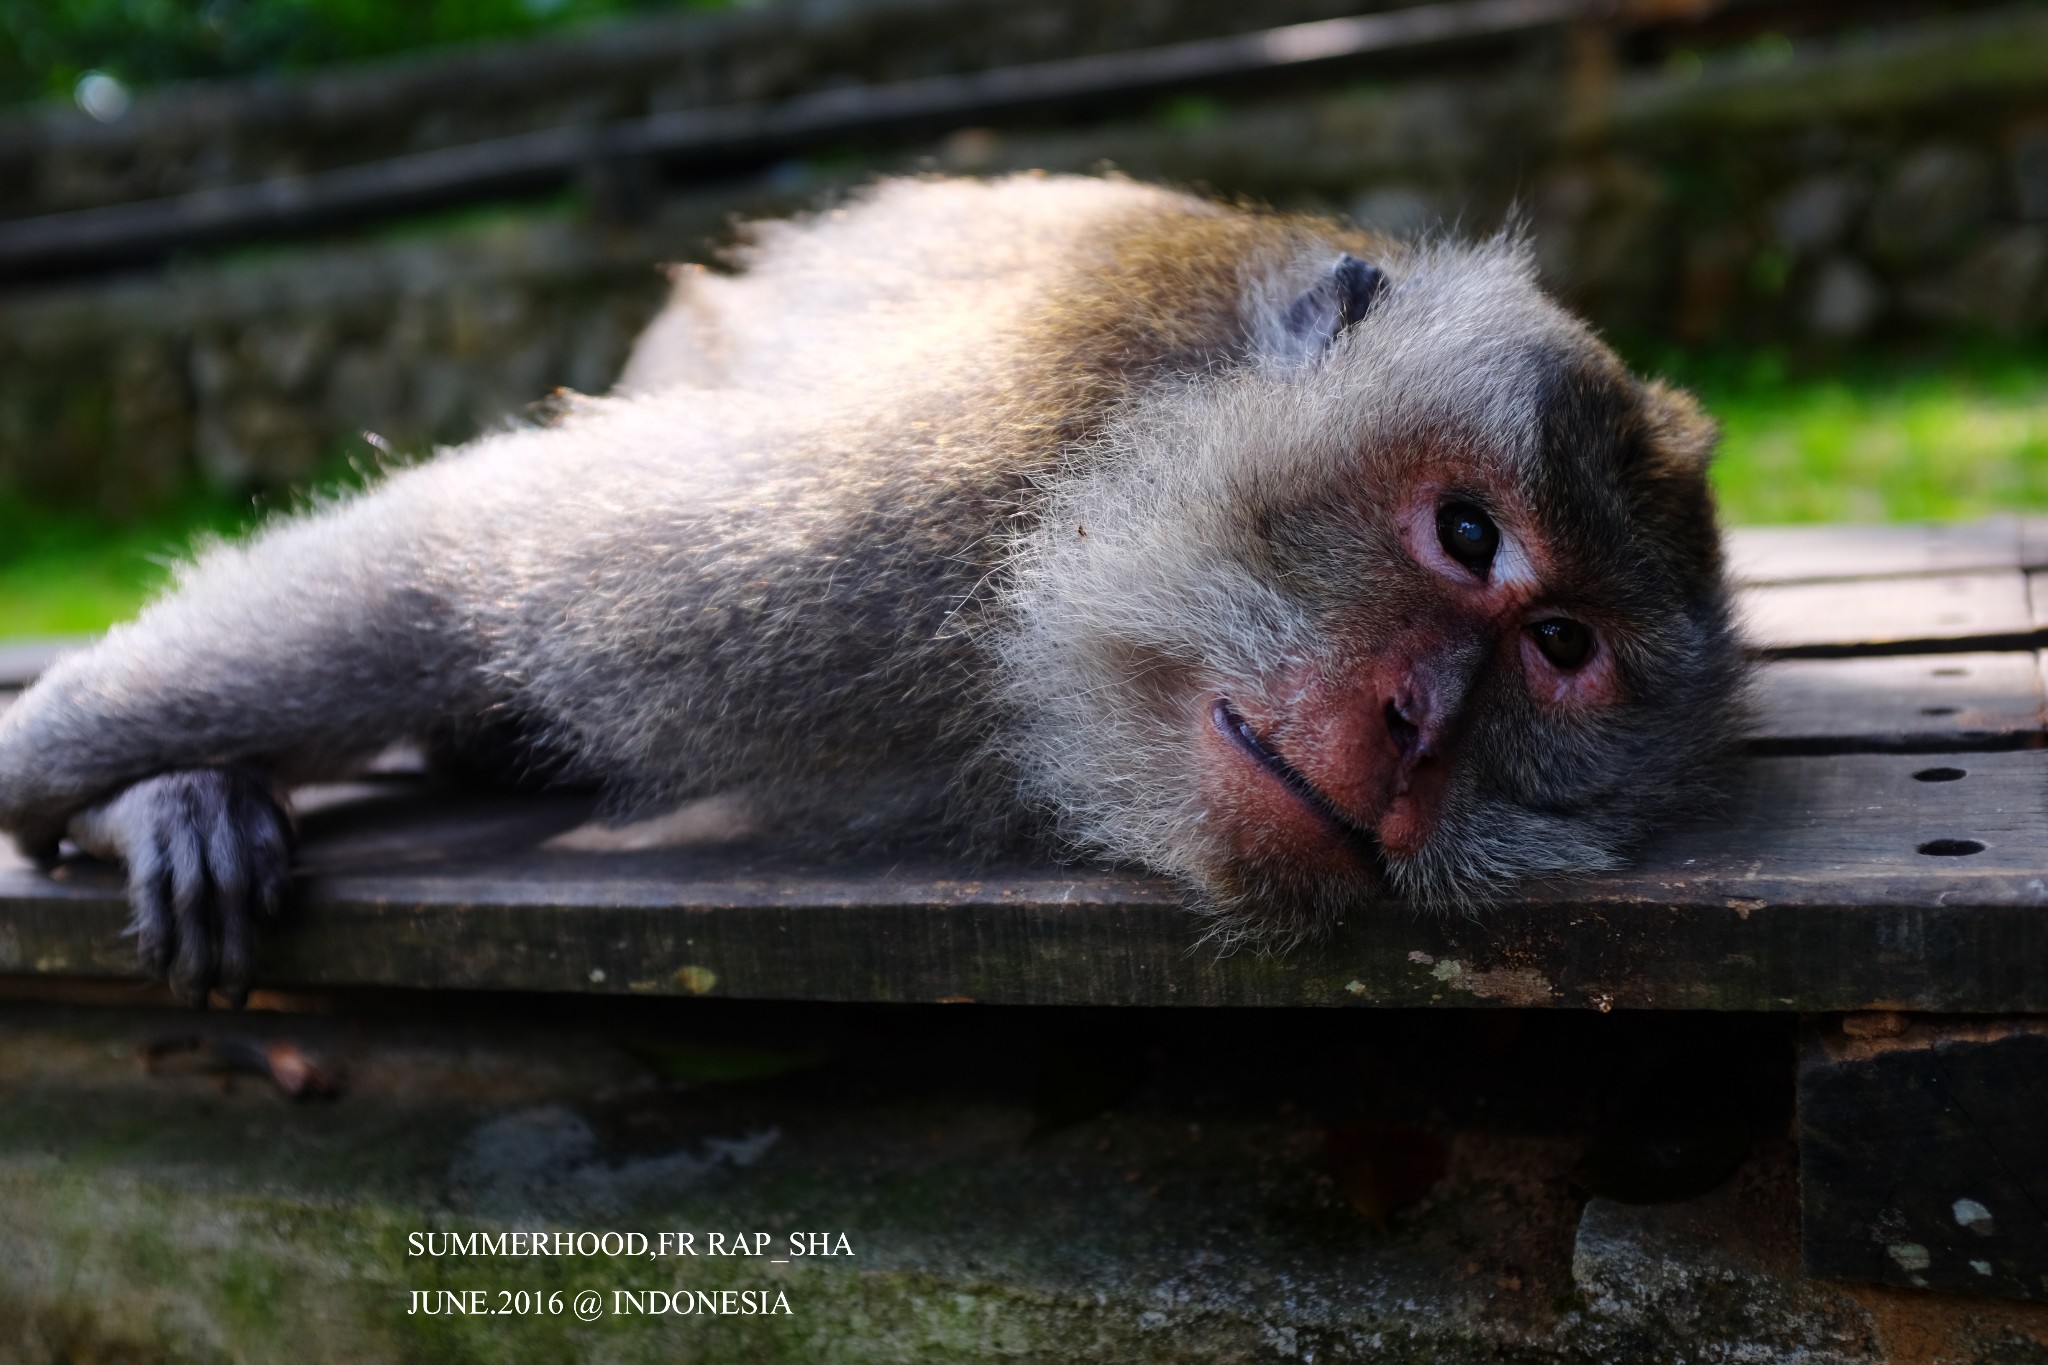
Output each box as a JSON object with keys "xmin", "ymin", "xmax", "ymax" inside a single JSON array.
[
  {"xmin": 1435, "ymin": 502, "xmax": 1499, "ymax": 575},
  {"xmin": 1529, "ymin": 619, "xmax": 1595, "ymax": 671}
]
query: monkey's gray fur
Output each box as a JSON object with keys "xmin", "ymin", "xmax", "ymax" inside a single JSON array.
[{"xmin": 0, "ymin": 175, "xmax": 1744, "ymax": 1003}]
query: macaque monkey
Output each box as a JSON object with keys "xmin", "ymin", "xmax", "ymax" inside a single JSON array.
[{"xmin": 0, "ymin": 175, "xmax": 1741, "ymax": 1004}]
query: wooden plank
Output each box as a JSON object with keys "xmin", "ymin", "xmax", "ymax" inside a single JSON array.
[
  {"xmin": 1740, "ymin": 572, "xmax": 2037, "ymax": 656},
  {"xmin": 1752, "ymin": 652, "xmax": 2046, "ymax": 752},
  {"xmin": 1800, "ymin": 1016, "xmax": 2048, "ymax": 1301},
  {"xmin": 2, "ymin": 750, "xmax": 2047, "ymax": 1010},
  {"xmin": 0, "ymin": 637, "xmax": 88, "ymax": 690},
  {"xmin": 2030, "ymin": 568, "xmax": 2048, "ymax": 631},
  {"xmin": 2024, "ymin": 517, "xmax": 2048, "ymax": 572},
  {"xmin": 1725, "ymin": 518, "xmax": 2028, "ymax": 587}
]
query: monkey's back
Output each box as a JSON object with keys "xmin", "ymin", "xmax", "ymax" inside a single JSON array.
[{"xmin": 615, "ymin": 175, "xmax": 1225, "ymax": 401}]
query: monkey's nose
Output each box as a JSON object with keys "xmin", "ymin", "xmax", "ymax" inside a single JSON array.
[
  {"xmin": 1388, "ymin": 686, "xmax": 1445, "ymax": 752},
  {"xmin": 1385, "ymin": 687, "xmax": 1455, "ymax": 795},
  {"xmin": 1385, "ymin": 700, "xmax": 1422, "ymax": 761}
]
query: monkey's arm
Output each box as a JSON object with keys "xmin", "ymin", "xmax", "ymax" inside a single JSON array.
[{"xmin": 0, "ymin": 481, "xmax": 473, "ymax": 1002}]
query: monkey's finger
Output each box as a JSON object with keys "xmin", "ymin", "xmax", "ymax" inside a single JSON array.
[
  {"xmin": 125, "ymin": 836, "xmax": 175, "ymax": 981},
  {"xmin": 236, "ymin": 781, "xmax": 293, "ymax": 920},
  {"xmin": 164, "ymin": 816, "xmax": 217, "ymax": 1007},
  {"xmin": 206, "ymin": 810, "xmax": 256, "ymax": 1010}
]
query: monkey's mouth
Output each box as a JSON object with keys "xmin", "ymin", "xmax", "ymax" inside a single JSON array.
[{"xmin": 1210, "ymin": 698, "xmax": 1378, "ymax": 857}]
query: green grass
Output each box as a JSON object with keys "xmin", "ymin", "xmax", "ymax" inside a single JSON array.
[
  {"xmin": 1667, "ymin": 345, "xmax": 2048, "ymax": 525},
  {"xmin": 1, "ymin": 346, "xmax": 2044, "ymax": 640},
  {"xmin": 0, "ymin": 492, "xmax": 252, "ymax": 638}
]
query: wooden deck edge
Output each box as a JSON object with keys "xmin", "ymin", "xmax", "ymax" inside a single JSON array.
[{"xmin": 6, "ymin": 874, "xmax": 2048, "ymax": 1011}]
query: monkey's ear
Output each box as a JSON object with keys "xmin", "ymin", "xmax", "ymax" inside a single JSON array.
[
  {"xmin": 1282, "ymin": 254, "xmax": 1388, "ymax": 353},
  {"xmin": 1638, "ymin": 380, "xmax": 1719, "ymax": 476}
]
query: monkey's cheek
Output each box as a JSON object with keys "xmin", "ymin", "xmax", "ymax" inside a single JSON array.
[{"xmin": 1194, "ymin": 737, "xmax": 1370, "ymax": 876}]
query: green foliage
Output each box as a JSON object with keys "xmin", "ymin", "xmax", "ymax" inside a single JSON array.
[
  {"xmin": 0, "ymin": 0, "xmax": 736, "ymax": 109},
  {"xmin": 0, "ymin": 489, "xmax": 248, "ymax": 637},
  {"xmin": 1653, "ymin": 343, "xmax": 2048, "ymax": 525},
  {"xmin": 1153, "ymin": 94, "xmax": 1225, "ymax": 133},
  {"xmin": 0, "ymin": 450, "xmax": 385, "ymax": 638}
]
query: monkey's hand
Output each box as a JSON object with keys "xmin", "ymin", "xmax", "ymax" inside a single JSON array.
[{"xmin": 67, "ymin": 767, "xmax": 294, "ymax": 1008}]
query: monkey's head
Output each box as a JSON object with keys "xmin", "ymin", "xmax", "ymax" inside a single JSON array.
[{"xmin": 1003, "ymin": 236, "xmax": 1744, "ymax": 941}]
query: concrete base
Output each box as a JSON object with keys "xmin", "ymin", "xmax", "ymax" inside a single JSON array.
[{"xmin": 2, "ymin": 993, "xmax": 2044, "ymax": 1363}]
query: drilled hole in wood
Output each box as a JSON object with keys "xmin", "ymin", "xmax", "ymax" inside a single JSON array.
[
  {"xmin": 1913, "ymin": 767, "xmax": 1967, "ymax": 782},
  {"xmin": 1931, "ymin": 667, "xmax": 1968, "ymax": 677},
  {"xmin": 1919, "ymin": 706, "xmax": 1958, "ymax": 716},
  {"xmin": 1918, "ymin": 838, "xmax": 1985, "ymax": 857}
]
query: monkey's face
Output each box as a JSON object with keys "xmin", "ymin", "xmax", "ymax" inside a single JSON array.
[{"xmin": 1004, "ymin": 241, "xmax": 1744, "ymax": 941}]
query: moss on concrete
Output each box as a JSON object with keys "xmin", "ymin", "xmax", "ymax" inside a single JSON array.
[{"xmin": 3, "ymin": 998, "xmax": 2043, "ymax": 1363}]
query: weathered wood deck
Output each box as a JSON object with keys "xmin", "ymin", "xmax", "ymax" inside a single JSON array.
[{"xmin": 2, "ymin": 518, "xmax": 2046, "ymax": 1011}]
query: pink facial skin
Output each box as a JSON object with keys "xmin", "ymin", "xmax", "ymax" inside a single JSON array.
[
  {"xmin": 1192, "ymin": 477, "xmax": 1624, "ymax": 879},
  {"xmin": 1394, "ymin": 483, "xmax": 1622, "ymax": 714}
]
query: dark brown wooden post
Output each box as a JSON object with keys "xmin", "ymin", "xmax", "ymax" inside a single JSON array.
[{"xmin": 1799, "ymin": 1014, "xmax": 2048, "ymax": 1302}]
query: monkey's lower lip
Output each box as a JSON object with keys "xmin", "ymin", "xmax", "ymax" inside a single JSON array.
[{"xmin": 1210, "ymin": 698, "xmax": 1378, "ymax": 856}]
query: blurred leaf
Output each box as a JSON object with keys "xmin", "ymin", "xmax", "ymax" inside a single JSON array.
[
  {"xmin": 1154, "ymin": 94, "xmax": 1224, "ymax": 133},
  {"xmin": 1656, "ymin": 341, "xmax": 2048, "ymax": 526}
]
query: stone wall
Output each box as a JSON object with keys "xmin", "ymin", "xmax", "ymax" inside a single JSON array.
[
  {"xmin": 940, "ymin": 4, "xmax": 2048, "ymax": 348},
  {"xmin": 0, "ymin": 207, "xmax": 739, "ymax": 513},
  {"xmin": 2, "ymin": 3, "xmax": 2044, "ymax": 516}
]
